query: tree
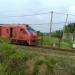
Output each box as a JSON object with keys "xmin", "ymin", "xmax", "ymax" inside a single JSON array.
[{"xmin": 64, "ymin": 23, "xmax": 75, "ymax": 33}]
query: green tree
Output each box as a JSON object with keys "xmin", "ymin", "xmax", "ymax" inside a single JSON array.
[{"xmin": 64, "ymin": 23, "xmax": 75, "ymax": 33}]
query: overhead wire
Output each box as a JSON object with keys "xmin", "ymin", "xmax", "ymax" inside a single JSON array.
[{"xmin": 0, "ymin": 11, "xmax": 75, "ymax": 18}]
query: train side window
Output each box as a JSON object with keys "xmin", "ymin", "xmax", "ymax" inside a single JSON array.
[
  {"xmin": 20, "ymin": 29, "xmax": 23, "ymax": 31},
  {"xmin": 20, "ymin": 29, "xmax": 27, "ymax": 33}
]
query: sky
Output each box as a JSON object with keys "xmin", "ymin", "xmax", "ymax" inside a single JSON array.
[{"xmin": 0, "ymin": 0, "xmax": 75, "ymax": 32}]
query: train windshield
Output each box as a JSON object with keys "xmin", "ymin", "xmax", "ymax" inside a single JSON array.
[{"xmin": 27, "ymin": 27, "xmax": 35, "ymax": 32}]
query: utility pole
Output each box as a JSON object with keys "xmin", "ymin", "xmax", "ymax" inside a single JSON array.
[
  {"xmin": 65, "ymin": 14, "xmax": 68, "ymax": 26},
  {"xmin": 50, "ymin": 11, "xmax": 53, "ymax": 35},
  {"xmin": 63, "ymin": 14, "xmax": 68, "ymax": 35}
]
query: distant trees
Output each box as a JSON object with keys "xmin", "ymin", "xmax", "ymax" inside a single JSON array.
[
  {"xmin": 52, "ymin": 23, "xmax": 75, "ymax": 39},
  {"xmin": 64, "ymin": 23, "xmax": 75, "ymax": 33},
  {"xmin": 63, "ymin": 23, "xmax": 75, "ymax": 41},
  {"xmin": 51, "ymin": 30, "xmax": 63, "ymax": 39}
]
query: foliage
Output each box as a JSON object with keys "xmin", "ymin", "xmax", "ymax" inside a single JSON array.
[
  {"xmin": 51, "ymin": 30, "xmax": 63, "ymax": 39},
  {"xmin": 39, "ymin": 34, "xmax": 72, "ymax": 48},
  {"xmin": 0, "ymin": 38, "xmax": 74, "ymax": 75},
  {"xmin": 64, "ymin": 23, "xmax": 75, "ymax": 33}
]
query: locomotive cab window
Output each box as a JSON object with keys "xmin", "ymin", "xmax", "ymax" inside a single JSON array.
[{"xmin": 27, "ymin": 27, "xmax": 35, "ymax": 32}]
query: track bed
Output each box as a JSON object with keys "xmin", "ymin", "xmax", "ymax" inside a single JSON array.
[{"xmin": 16, "ymin": 45, "xmax": 75, "ymax": 57}]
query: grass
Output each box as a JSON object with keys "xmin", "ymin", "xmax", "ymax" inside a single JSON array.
[
  {"xmin": 0, "ymin": 37, "xmax": 75, "ymax": 75},
  {"xmin": 39, "ymin": 35, "xmax": 73, "ymax": 48}
]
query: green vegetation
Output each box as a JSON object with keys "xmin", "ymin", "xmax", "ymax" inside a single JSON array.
[
  {"xmin": 38, "ymin": 23, "xmax": 75, "ymax": 48},
  {"xmin": 64, "ymin": 23, "xmax": 75, "ymax": 33},
  {"xmin": 39, "ymin": 35, "xmax": 72, "ymax": 48},
  {"xmin": 0, "ymin": 37, "xmax": 75, "ymax": 75}
]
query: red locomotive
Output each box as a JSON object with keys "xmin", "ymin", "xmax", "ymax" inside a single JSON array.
[{"xmin": 0, "ymin": 24, "xmax": 37, "ymax": 45}]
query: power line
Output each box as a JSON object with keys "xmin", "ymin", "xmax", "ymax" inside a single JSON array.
[
  {"xmin": 28, "ymin": 22, "xmax": 68, "ymax": 25},
  {"xmin": 0, "ymin": 12, "xmax": 51, "ymax": 18},
  {"xmin": 54, "ymin": 11, "xmax": 75, "ymax": 17},
  {"xmin": 0, "ymin": 11, "xmax": 75, "ymax": 18},
  {"xmin": 52, "ymin": 22, "xmax": 66, "ymax": 24}
]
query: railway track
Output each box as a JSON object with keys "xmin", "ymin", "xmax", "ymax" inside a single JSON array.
[
  {"xmin": 35, "ymin": 46, "xmax": 75, "ymax": 53},
  {"xmin": 17, "ymin": 45, "xmax": 75, "ymax": 53}
]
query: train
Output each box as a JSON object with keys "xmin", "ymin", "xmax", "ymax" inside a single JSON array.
[{"xmin": 0, "ymin": 24, "xmax": 38, "ymax": 45}]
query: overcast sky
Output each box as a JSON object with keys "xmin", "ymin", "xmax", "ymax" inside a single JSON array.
[{"xmin": 0, "ymin": 0, "xmax": 75, "ymax": 32}]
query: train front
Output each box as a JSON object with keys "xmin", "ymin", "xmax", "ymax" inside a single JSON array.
[{"xmin": 26, "ymin": 25, "xmax": 38, "ymax": 45}]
